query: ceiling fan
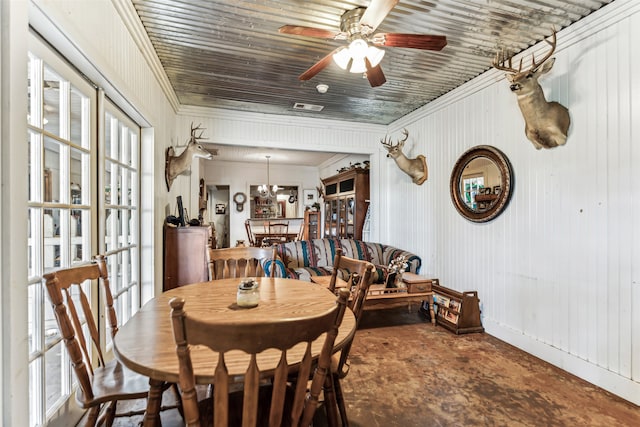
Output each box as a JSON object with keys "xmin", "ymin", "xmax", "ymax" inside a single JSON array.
[{"xmin": 279, "ymin": 0, "xmax": 447, "ymax": 87}]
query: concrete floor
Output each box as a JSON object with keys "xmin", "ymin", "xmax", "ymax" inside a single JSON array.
[
  {"xmin": 341, "ymin": 307, "xmax": 639, "ymax": 426},
  {"xmin": 111, "ymin": 306, "xmax": 639, "ymax": 426}
]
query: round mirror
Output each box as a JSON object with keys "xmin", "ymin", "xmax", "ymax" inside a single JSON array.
[{"xmin": 450, "ymin": 145, "xmax": 513, "ymax": 222}]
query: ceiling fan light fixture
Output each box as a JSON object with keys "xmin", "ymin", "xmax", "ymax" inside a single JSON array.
[
  {"xmin": 333, "ymin": 37, "xmax": 385, "ymax": 74},
  {"xmin": 348, "ymin": 39, "xmax": 368, "ymax": 59},
  {"xmin": 366, "ymin": 45, "xmax": 385, "ymax": 67},
  {"xmin": 282, "ymin": 3, "xmax": 447, "ymax": 87},
  {"xmin": 350, "ymin": 57, "xmax": 367, "ymax": 74},
  {"xmin": 333, "ymin": 47, "xmax": 351, "ymax": 70}
]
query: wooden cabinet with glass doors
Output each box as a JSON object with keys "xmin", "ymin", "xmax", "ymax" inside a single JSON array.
[
  {"xmin": 322, "ymin": 168, "xmax": 369, "ymax": 240},
  {"xmin": 303, "ymin": 210, "xmax": 320, "ymax": 240}
]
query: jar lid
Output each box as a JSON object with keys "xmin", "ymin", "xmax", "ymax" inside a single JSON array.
[{"xmin": 239, "ymin": 279, "xmax": 259, "ymax": 291}]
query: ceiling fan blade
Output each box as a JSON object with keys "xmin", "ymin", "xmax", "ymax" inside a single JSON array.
[
  {"xmin": 299, "ymin": 48, "xmax": 340, "ymax": 81},
  {"xmin": 279, "ymin": 25, "xmax": 342, "ymax": 39},
  {"xmin": 372, "ymin": 33, "xmax": 447, "ymax": 50},
  {"xmin": 365, "ymin": 59, "xmax": 386, "ymax": 87},
  {"xmin": 359, "ymin": 0, "xmax": 399, "ymax": 33}
]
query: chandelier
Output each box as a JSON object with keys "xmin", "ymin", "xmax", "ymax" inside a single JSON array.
[{"xmin": 258, "ymin": 155, "xmax": 278, "ymax": 198}]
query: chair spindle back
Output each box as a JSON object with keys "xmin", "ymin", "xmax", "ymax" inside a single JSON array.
[
  {"xmin": 207, "ymin": 247, "xmax": 277, "ymax": 280},
  {"xmin": 170, "ymin": 288, "xmax": 351, "ymax": 427}
]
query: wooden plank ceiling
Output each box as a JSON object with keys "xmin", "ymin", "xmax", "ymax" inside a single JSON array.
[{"xmin": 131, "ymin": 0, "xmax": 613, "ymax": 125}]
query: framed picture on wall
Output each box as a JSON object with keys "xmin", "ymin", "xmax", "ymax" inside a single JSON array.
[
  {"xmin": 215, "ymin": 203, "xmax": 226, "ymax": 215},
  {"xmin": 303, "ymin": 189, "xmax": 317, "ymax": 206}
]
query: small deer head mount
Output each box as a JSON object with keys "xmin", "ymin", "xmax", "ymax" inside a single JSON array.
[
  {"xmin": 165, "ymin": 123, "xmax": 216, "ymax": 191},
  {"xmin": 380, "ymin": 129, "xmax": 428, "ymax": 185},
  {"xmin": 492, "ymin": 29, "xmax": 571, "ymax": 150}
]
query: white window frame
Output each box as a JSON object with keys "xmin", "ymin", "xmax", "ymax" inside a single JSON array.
[
  {"xmin": 461, "ymin": 173, "xmax": 484, "ymax": 211},
  {"xmin": 99, "ymin": 96, "xmax": 141, "ymax": 350},
  {"xmin": 27, "ymin": 33, "xmax": 142, "ymax": 427}
]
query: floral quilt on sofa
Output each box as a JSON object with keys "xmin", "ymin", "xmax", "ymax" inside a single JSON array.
[{"xmin": 272, "ymin": 238, "xmax": 421, "ymax": 283}]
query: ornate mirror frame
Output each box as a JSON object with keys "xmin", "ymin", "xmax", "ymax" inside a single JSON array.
[{"xmin": 450, "ymin": 145, "xmax": 514, "ymax": 223}]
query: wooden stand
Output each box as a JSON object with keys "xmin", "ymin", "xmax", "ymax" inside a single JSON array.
[{"xmin": 432, "ymin": 284, "xmax": 484, "ymax": 334}]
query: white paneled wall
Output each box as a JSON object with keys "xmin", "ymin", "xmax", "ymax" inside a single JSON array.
[
  {"xmin": 176, "ymin": 107, "xmax": 386, "ymax": 244},
  {"xmin": 385, "ymin": 0, "xmax": 640, "ymax": 404},
  {"xmin": 177, "ymin": 106, "xmax": 385, "ymax": 153}
]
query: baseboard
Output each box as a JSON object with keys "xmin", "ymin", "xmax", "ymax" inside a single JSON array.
[{"xmin": 484, "ymin": 319, "xmax": 640, "ymax": 406}]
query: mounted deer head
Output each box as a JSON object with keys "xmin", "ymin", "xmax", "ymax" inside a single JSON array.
[
  {"xmin": 165, "ymin": 123, "xmax": 216, "ymax": 191},
  {"xmin": 492, "ymin": 30, "xmax": 570, "ymax": 150},
  {"xmin": 380, "ymin": 129, "xmax": 428, "ymax": 185}
]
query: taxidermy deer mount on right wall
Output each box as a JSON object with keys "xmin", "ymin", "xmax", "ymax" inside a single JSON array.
[
  {"xmin": 492, "ymin": 29, "xmax": 571, "ymax": 150},
  {"xmin": 381, "ymin": 129, "xmax": 428, "ymax": 185}
]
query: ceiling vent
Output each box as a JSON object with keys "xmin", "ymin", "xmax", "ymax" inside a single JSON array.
[{"xmin": 293, "ymin": 102, "xmax": 324, "ymax": 112}]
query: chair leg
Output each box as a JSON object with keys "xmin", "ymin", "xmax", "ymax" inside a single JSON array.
[
  {"xmin": 323, "ymin": 374, "xmax": 340, "ymax": 427},
  {"xmin": 84, "ymin": 406, "xmax": 100, "ymax": 427},
  {"xmin": 144, "ymin": 378, "xmax": 165, "ymax": 427},
  {"xmin": 171, "ymin": 382, "xmax": 185, "ymax": 419},
  {"xmin": 105, "ymin": 401, "xmax": 117, "ymax": 427},
  {"xmin": 334, "ymin": 374, "xmax": 349, "ymax": 427}
]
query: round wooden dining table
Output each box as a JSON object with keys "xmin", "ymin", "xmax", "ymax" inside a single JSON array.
[{"xmin": 113, "ymin": 277, "xmax": 356, "ymax": 426}]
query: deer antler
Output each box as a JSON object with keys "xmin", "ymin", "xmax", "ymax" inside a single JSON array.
[
  {"xmin": 189, "ymin": 123, "xmax": 207, "ymax": 142},
  {"xmin": 492, "ymin": 49, "xmax": 523, "ymax": 73},
  {"xmin": 380, "ymin": 128, "xmax": 409, "ymax": 149},
  {"xmin": 399, "ymin": 129, "xmax": 409, "ymax": 145},
  {"xmin": 380, "ymin": 135, "xmax": 394, "ymax": 148},
  {"xmin": 493, "ymin": 29, "xmax": 557, "ymax": 74},
  {"xmin": 531, "ymin": 29, "xmax": 557, "ymax": 71}
]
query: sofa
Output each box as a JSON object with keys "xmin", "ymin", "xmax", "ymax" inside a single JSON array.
[{"xmin": 272, "ymin": 238, "xmax": 421, "ymax": 284}]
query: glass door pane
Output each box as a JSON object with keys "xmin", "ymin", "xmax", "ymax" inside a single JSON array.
[
  {"xmin": 101, "ymin": 104, "xmax": 141, "ymax": 349},
  {"xmin": 27, "ymin": 37, "xmax": 96, "ymax": 427},
  {"xmin": 345, "ymin": 196, "xmax": 355, "ymax": 238}
]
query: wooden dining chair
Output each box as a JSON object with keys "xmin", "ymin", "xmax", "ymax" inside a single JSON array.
[
  {"xmin": 268, "ymin": 221, "xmax": 289, "ymax": 237},
  {"xmin": 44, "ymin": 255, "xmax": 177, "ymax": 426},
  {"xmin": 169, "ymin": 287, "xmax": 351, "ymax": 427},
  {"xmin": 207, "ymin": 246, "xmax": 278, "ymax": 280},
  {"xmin": 244, "ymin": 220, "xmax": 257, "ymax": 247},
  {"xmin": 324, "ymin": 248, "xmax": 375, "ymax": 427},
  {"xmin": 295, "ymin": 221, "xmax": 305, "ymax": 241},
  {"xmin": 261, "ymin": 221, "xmax": 289, "ymax": 246},
  {"xmin": 326, "ymin": 248, "xmax": 374, "ymax": 295}
]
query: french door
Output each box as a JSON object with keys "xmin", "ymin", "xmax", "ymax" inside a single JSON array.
[{"xmin": 27, "ymin": 33, "xmax": 141, "ymax": 427}]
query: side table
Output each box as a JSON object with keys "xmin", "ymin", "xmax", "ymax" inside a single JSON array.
[{"xmin": 365, "ymin": 273, "xmax": 436, "ymax": 324}]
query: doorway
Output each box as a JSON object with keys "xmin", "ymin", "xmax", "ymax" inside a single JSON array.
[{"xmin": 208, "ymin": 185, "xmax": 230, "ymax": 248}]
